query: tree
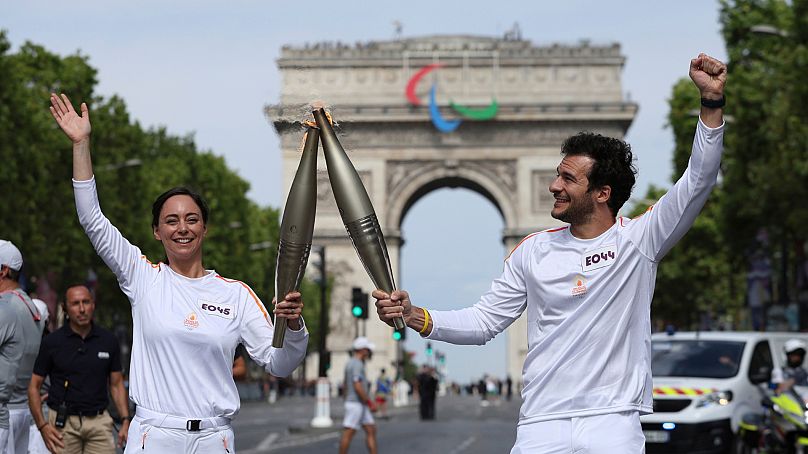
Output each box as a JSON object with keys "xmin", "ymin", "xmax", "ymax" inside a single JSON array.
[
  {"xmin": 643, "ymin": 0, "xmax": 808, "ymax": 330},
  {"xmin": 720, "ymin": 0, "xmax": 808, "ymax": 317}
]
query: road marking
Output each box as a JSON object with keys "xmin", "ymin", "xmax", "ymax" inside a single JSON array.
[
  {"xmin": 265, "ymin": 431, "xmax": 341, "ymax": 451},
  {"xmin": 256, "ymin": 432, "xmax": 280, "ymax": 451},
  {"xmin": 448, "ymin": 436, "xmax": 477, "ymax": 454},
  {"xmin": 239, "ymin": 432, "xmax": 280, "ymax": 454}
]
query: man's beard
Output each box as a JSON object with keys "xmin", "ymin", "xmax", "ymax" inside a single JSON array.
[{"xmin": 551, "ymin": 192, "xmax": 596, "ymax": 225}]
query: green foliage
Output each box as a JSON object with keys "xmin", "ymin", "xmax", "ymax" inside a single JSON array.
[
  {"xmin": 0, "ymin": 31, "xmax": 283, "ymax": 330},
  {"xmin": 649, "ymin": 0, "xmax": 808, "ymax": 329},
  {"xmin": 719, "ymin": 0, "xmax": 808, "ymax": 307},
  {"xmin": 632, "ymin": 186, "xmax": 743, "ymax": 329}
]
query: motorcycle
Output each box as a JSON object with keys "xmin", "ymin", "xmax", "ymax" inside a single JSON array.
[{"xmin": 738, "ymin": 385, "xmax": 808, "ymax": 453}]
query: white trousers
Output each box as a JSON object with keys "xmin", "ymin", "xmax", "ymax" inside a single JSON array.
[
  {"xmin": 27, "ymin": 421, "xmax": 48, "ymax": 454},
  {"xmin": 5, "ymin": 408, "xmax": 31, "ymax": 454},
  {"xmin": 124, "ymin": 416, "xmax": 235, "ymax": 454},
  {"xmin": 510, "ymin": 411, "xmax": 646, "ymax": 454},
  {"xmin": 342, "ymin": 402, "xmax": 375, "ymax": 430},
  {"xmin": 0, "ymin": 427, "xmax": 8, "ymax": 454}
]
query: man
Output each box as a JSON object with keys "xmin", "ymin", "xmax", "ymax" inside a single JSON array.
[
  {"xmin": 415, "ymin": 366, "xmax": 437, "ymax": 420},
  {"xmin": 0, "ymin": 240, "xmax": 44, "ymax": 454},
  {"xmin": 772, "ymin": 339, "xmax": 808, "ymax": 394},
  {"xmin": 339, "ymin": 337, "xmax": 377, "ymax": 454},
  {"xmin": 28, "ymin": 285, "xmax": 129, "ymax": 454},
  {"xmin": 375, "ymin": 54, "xmax": 726, "ymax": 452}
]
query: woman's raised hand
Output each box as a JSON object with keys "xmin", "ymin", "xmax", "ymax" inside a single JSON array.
[{"xmin": 49, "ymin": 93, "xmax": 91, "ymax": 144}]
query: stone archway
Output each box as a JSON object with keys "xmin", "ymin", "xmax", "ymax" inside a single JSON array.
[
  {"xmin": 267, "ymin": 35, "xmax": 636, "ymax": 386},
  {"xmin": 386, "ymin": 160, "xmax": 517, "ymax": 230}
]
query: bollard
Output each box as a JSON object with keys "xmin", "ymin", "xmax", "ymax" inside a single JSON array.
[
  {"xmin": 311, "ymin": 377, "xmax": 333, "ymax": 427},
  {"xmin": 394, "ymin": 379, "xmax": 410, "ymax": 407}
]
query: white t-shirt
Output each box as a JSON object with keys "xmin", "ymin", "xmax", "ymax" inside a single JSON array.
[
  {"xmin": 74, "ymin": 178, "xmax": 308, "ymax": 419},
  {"xmin": 426, "ymin": 118, "xmax": 724, "ymax": 425}
]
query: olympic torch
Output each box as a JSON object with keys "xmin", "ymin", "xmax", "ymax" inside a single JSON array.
[
  {"xmin": 313, "ymin": 108, "xmax": 406, "ymax": 330},
  {"xmin": 273, "ymin": 127, "xmax": 319, "ymax": 348}
]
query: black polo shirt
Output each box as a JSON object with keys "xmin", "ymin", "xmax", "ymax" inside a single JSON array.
[{"xmin": 33, "ymin": 323, "xmax": 122, "ymax": 413}]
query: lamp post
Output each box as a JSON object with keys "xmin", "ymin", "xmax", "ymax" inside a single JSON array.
[
  {"xmin": 315, "ymin": 246, "xmax": 329, "ymax": 377},
  {"xmin": 311, "ymin": 245, "xmax": 333, "ymax": 428}
]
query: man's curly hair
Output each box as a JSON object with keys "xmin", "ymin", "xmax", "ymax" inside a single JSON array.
[{"xmin": 560, "ymin": 132, "xmax": 637, "ymax": 217}]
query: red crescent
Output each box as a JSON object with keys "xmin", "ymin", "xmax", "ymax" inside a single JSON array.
[{"xmin": 405, "ymin": 63, "xmax": 443, "ymax": 106}]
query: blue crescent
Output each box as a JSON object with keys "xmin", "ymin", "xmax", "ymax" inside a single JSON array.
[{"xmin": 429, "ymin": 84, "xmax": 462, "ymax": 133}]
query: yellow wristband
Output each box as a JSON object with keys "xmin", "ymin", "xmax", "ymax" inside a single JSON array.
[{"xmin": 420, "ymin": 307, "xmax": 430, "ymax": 334}]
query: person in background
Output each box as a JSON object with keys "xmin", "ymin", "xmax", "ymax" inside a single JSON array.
[
  {"xmin": 0, "ymin": 240, "xmax": 44, "ymax": 454},
  {"xmin": 415, "ymin": 366, "xmax": 438, "ymax": 420},
  {"xmin": 773, "ymin": 339, "xmax": 808, "ymax": 394},
  {"xmin": 339, "ymin": 337, "xmax": 377, "ymax": 454},
  {"xmin": 29, "ymin": 284, "xmax": 128, "ymax": 454},
  {"xmin": 374, "ymin": 369, "xmax": 392, "ymax": 420}
]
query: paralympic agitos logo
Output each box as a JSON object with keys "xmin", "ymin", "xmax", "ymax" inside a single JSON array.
[{"xmin": 405, "ymin": 63, "xmax": 499, "ymax": 133}]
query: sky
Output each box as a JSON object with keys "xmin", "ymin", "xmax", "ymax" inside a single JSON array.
[{"xmin": 2, "ymin": 0, "xmax": 728, "ymax": 383}]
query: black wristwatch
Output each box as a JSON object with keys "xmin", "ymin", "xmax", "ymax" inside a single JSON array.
[{"xmin": 701, "ymin": 96, "xmax": 725, "ymax": 108}]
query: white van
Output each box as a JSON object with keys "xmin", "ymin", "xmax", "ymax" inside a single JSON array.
[{"xmin": 641, "ymin": 331, "xmax": 808, "ymax": 454}]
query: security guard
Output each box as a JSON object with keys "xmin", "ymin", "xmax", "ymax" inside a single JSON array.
[{"xmin": 28, "ymin": 284, "xmax": 129, "ymax": 454}]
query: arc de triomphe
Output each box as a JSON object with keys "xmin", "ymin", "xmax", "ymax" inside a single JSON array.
[{"xmin": 266, "ymin": 35, "xmax": 636, "ymax": 387}]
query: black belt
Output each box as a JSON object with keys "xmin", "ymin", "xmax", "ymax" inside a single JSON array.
[
  {"xmin": 70, "ymin": 409, "xmax": 105, "ymax": 417},
  {"xmin": 48, "ymin": 405, "xmax": 105, "ymax": 417}
]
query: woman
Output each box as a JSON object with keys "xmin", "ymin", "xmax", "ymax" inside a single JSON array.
[{"xmin": 49, "ymin": 93, "xmax": 308, "ymax": 453}]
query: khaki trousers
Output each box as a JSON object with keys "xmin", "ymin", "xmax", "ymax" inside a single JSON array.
[{"xmin": 48, "ymin": 410, "xmax": 114, "ymax": 454}]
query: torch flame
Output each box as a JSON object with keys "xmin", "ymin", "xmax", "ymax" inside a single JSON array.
[{"xmin": 297, "ymin": 107, "xmax": 334, "ymax": 153}]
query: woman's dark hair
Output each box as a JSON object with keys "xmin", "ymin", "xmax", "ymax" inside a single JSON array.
[
  {"xmin": 561, "ymin": 132, "xmax": 638, "ymax": 217},
  {"xmin": 151, "ymin": 187, "xmax": 210, "ymax": 228}
]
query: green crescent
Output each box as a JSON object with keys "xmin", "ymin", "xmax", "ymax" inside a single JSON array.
[{"xmin": 449, "ymin": 99, "xmax": 499, "ymax": 120}]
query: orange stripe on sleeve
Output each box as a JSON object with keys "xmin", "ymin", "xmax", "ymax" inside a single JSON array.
[
  {"xmin": 631, "ymin": 204, "xmax": 655, "ymax": 220},
  {"xmin": 505, "ymin": 227, "xmax": 568, "ymax": 261},
  {"xmin": 215, "ymin": 275, "xmax": 272, "ymax": 324},
  {"xmin": 140, "ymin": 255, "xmax": 161, "ymax": 269}
]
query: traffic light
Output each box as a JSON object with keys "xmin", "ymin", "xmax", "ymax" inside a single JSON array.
[
  {"xmin": 351, "ymin": 287, "xmax": 368, "ymax": 320},
  {"xmin": 322, "ymin": 351, "xmax": 331, "ymax": 371},
  {"xmin": 393, "ymin": 326, "xmax": 406, "ymax": 341}
]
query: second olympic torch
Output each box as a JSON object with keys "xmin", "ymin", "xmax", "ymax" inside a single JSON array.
[
  {"xmin": 313, "ymin": 108, "xmax": 406, "ymax": 330},
  {"xmin": 273, "ymin": 127, "xmax": 319, "ymax": 348}
]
